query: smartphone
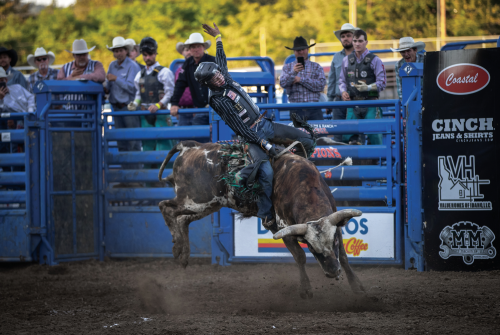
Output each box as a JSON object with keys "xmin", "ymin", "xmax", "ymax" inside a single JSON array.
[
  {"xmin": 0, "ymin": 82, "xmax": 6, "ymax": 89},
  {"xmin": 297, "ymin": 56, "xmax": 305, "ymax": 68}
]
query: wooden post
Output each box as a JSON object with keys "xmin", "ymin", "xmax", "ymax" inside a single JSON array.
[{"xmin": 349, "ymin": 0, "xmax": 357, "ymax": 27}]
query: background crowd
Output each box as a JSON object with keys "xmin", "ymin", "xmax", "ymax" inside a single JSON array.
[{"xmin": 0, "ymin": 21, "xmax": 425, "ymax": 154}]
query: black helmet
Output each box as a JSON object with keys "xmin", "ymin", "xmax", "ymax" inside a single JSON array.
[
  {"xmin": 139, "ymin": 37, "xmax": 157, "ymax": 54},
  {"xmin": 195, "ymin": 62, "xmax": 225, "ymax": 90}
]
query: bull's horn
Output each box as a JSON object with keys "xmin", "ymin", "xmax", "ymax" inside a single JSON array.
[
  {"xmin": 326, "ymin": 209, "xmax": 363, "ymax": 225},
  {"xmin": 273, "ymin": 224, "xmax": 308, "ymax": 240}
]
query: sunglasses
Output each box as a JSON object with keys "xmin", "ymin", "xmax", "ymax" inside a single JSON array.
[{"xmin": 35, "ymin": 57, "xmax": 48, "ymax": 62}]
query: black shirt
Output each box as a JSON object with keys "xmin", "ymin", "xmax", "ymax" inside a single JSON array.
[{"xmin": 170, "ymin": 53, "xmax": 216, "ymax": 108}]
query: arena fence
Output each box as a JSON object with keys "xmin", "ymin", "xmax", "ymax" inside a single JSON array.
[{"xmin": 0, "ymin": 57, "xmax": 426, "ymax": 270}]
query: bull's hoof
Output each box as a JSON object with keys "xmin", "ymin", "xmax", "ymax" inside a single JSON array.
[{"xmin": 299, "ymin": 289, "xmax": 313, "ymax": 300}]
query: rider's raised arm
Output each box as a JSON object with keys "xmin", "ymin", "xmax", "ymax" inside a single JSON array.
[{"xmin": 216, "ymin": 40, "xmax": 232, "ymax": 81}]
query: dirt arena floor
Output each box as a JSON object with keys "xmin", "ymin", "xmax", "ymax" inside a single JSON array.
[{"xmin": 1, "ymin": 258, "xmax": 499, "ymax": 334}]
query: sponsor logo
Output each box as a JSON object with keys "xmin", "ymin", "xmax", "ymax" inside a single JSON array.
[
  {"xmin": 438, "ymin": 155, "xmax": 491, "ymax": 211},
  {"xmin": 310, "ymin": 147, "xmax": 342, "ymax": 159},
  {"xmin": 257, "ymin": 237, "xmax": 368, "ymax": 257},
  {"xmin": 439, "ymin": 221, "xmax": 496, "ymax": 265},
  {"xmin": 360, "ymin": 71, "xmax": 367, "ymax": 78},
  {"xmin": 436, "ymin": 63, "xmax": 490, "ymax": 95},
  {"xmin": 431, "ymin": 118, "xmax": 494, "ymax": 142}
]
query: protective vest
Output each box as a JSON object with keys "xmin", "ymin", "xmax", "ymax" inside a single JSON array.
[
  {"xmin": 209, "ymin": 80, "xmax": 261, "ymax": 127},
  {"xmin": 346, "ymin": 53, "xmax": 379, "ymax": 99},
  {"xmin": 139, "ymin": 66, "xmax": 164, "ymax": 104}
]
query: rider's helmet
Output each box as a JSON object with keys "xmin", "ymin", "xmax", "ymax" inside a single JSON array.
[
  {"xmin": 139, "ymin": 37, "xmax": 158, "ymax": 54},
  {"xmin": 194, "ymin": 62, "xmax": 225, "ymax": 90}
]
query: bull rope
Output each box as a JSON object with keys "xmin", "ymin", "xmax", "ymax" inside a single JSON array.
[
  {"xmin": 274, "ymin": 141, "xmax": 307, "ymax": 159},
  {"xmin": 318, "ymin": 157, "xmax": 353, "ymax": 174}
]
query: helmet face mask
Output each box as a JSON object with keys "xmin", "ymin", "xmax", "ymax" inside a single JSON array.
[{"xmin": 195, "ymin": 62, "xmax": 224, "ymax": 90}]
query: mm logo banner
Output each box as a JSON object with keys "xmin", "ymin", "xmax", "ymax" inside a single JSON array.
[{"xmin": 234, "ymin": 213, "xmax": 394, "ymax": 259}]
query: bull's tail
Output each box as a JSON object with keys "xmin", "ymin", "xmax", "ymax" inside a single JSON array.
[{"xmin": 158, "ymin": 142, "xmax": 182, "ymax": 182}]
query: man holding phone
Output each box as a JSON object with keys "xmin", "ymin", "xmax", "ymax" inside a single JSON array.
[{"xmin": 280, "ymin": 36, "xmax": 326, "ymax": 121}]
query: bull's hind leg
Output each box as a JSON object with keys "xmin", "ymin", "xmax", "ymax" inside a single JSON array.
[
  {"xmin": 283, "ymin": 236, "xmax": 313, "ymax": 299},
  {"xmin": 337, "ymin": 227, "xmax": 366, "ymax": 294},
  {"xmin": 159, "ymin": 199, "xmax": 221, "ymax": 268}
]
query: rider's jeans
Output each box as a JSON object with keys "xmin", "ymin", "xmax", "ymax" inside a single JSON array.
[{"xmin": 251, "ymin": 119, "xmax": 315, "ymax": 220}]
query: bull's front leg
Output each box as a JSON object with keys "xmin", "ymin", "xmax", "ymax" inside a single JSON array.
[
  {"xmin": 337, "ymin": 227, "xmax": 366, "ymax": 294},
  {"xmin": 282, "ymin": 236, "xmax": 313, "ymax": 299}
]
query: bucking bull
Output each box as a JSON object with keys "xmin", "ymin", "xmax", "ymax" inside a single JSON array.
[{"xmin": 158, "ymin": 140, "xmax": 366, "ymax": 299}]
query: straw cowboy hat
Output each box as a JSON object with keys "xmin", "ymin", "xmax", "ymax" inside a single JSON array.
[
  {"xmin": 391, "ymin": 37, "xmax": 426, "ymax": 52},
  {"xmin": 27, "ymin": 47, "xmax": 55, "ymax": 68},
  {"xmin": 175, "ymin": 39, "xmax": 190, "ymax": 55},
  {"xmin": 334, "ymin": 23, "xmax": 359, "ymax": 41},
  {"xmin": 125, "ymin": 38, "xmax": 137, "ymax": 48},
  {"xmin": 184, "ymin": 33, "xmax": 211, "ymax": 49},
  {"xmin": 0, "ymin": 47, "xmax": 18, "ymax": 66},
  {"xmin": 285, "ymin": 36, "xmax": 316, "ymax": 51},
  {"xmin": 65, "ymin": 39, "xmax": 96, "ymax": 54},
  {"xmin": 107, "ymin": 36, "xmax": 133, "ymax": 52}
]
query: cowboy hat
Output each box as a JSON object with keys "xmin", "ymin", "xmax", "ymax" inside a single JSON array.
[
  {"xmin": 27, "ymin": 47, "xmax": 55, "ymax": 68},
  {"xmin": 107, "ymin": 36, "xmax": 133, "ymax": 52},
  {"xmin": 65, "ymin": 39, "xmax": 96, "ymax": 54},
  {"xmin": 334, "ymin": 23, "xmax": 359, "ymax": 41},
  {"xmin": 184, "ymin": 33, "xmax": 211, "ymax": 49},
  {"xmin": 285, "ymin": 36, "xmax": 316, "ymax": 51},
  {"xmin": 176, "ymin": 39, "xmax": 190, "ymax": 55},
  {"xmin": 125, "ymin": 38, "xmax": 137, "ymax": 47},
  {"xmin": 0, "ymin": 47, "xmax": 18, "ymax": 66},
  {"xmin": 391, "ymin": 37, "xmax": 425, "ymax": 52}
]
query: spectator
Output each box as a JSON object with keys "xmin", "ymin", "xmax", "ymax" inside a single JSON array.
[
  {"xmin": 128, "ymin": 37, "xmax": 175, "ymax": 154},
  {"xmin": 57, "ymin": 39, "xmax": 105, "ymax": 82},
  {"xmin": 280, "ymin": 36, "xmax": 326, "ymax": 121},
  {"xmin": 105, "ymin": 36, "xmax": 142, "ymax": 169},
  {"xmin": 339, "ymin": 29, "xmax": 386, "ymax": 145},
  {"xmin": 126, "ymin": 39, "xmax": 145, "ymax": 70},
  {"xmin": 57, "ymin": 39, "xmax": 105, "ymax": 114},
  {"xmin": 170, "ymin": 33, "xmax": 215, "ymax": 127},
  {"xmin": 392, "ymin": 37, "xmax": 425, "ymax": 101},
  {"xmin": 326, "ymin": 23, "xmax": 357, "ymax": 142},
  {"xmin": 27, "ymin": 47, "xmax": 58, "ymax": 93},
  {"xmin": 173, "ymin": 40, "xmax": 195, "ymax": 125},
  {"xmin": 0, "ymin": 46, "xmax": 28, "ymax": 89},
  {"xmin": 0, "ymin": 67, "xmax": 34, "ymax": 113},
  {"xmin": 0, "ymin": 67, "xmax": 35, "ymax": 132}
]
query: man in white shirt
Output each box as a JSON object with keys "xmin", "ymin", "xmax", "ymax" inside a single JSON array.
[
  {"xmin": 128, "ymin": 37, "xmax": 175, "ymax": 152},
  {"xmin": 0, "ymin": 67, "xmax": 35, "ymax": 142}
]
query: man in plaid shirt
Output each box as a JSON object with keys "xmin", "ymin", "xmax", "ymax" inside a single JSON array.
[
  {"xmin": 26, "ymin": 47, "xmax": 58, "ymax": 93},
  {"xmin": 391, "ymin": 37, "xmax": 425, "ymax": 100},
  {"xmin": 280, "ymin": 36, "xmax": 326, "ymax": 120}
]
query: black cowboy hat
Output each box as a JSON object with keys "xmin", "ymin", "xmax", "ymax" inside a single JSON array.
[
  {"xmin": 285, "ymin": 36, "xmax": 316, "ymax": 51},
  {"xmin": 0, "ymin": 47, "xmax": 18, "ymax": 67}
]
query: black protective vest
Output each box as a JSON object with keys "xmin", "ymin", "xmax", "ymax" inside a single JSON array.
[
  {"xmin": 209, "ymin": 80, "xmax": 261, "ymax": 127},
  {"xmin": 346, "ymin": 53, "xmax": 379, "ymax": 99},
  {"xmin": 139, "ymin": 66, "xmax": 164, "ymax": 104}
]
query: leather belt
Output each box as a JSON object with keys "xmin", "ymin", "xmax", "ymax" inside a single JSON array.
[
  {"xmin": 113, "ymin": 102, "xmax": 128, "ymax": 109},
  {"xmin": 249, "ymin": 111, "xmax": 267, "ymax": 129},
  {"xmin": 351, "ymin": 97, "xmax": 378, "ymax": 101}
]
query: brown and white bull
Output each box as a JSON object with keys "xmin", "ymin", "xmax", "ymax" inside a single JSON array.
[{"xmin": 158, "ymin": 140, "xmax": 366, "ymax": 299}]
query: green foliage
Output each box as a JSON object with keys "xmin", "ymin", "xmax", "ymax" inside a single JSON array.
[{"xmin": 0, "ymin": 0, "xmax": 498, "ymax": 69}]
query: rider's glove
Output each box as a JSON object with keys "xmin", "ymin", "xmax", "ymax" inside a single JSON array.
[
  {"xmin": 127, "ymin": 99, "xmax": 141, "ymax": 111},
  {"xmin": 260, "ymin": 139, "xmax": 277, "ymax": 158}
]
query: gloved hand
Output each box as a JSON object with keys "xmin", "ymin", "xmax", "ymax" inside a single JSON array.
[
  {"xmin": 354, "ymin": 82, "xmax": 376, "ymax": 92},
  {"xmin": 260, "ymin": 139, "xmax": 277, "ymax": 157},
  {"xmin": 127, "ymin": 100, "xmax": 140, "ymax": 111}
]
